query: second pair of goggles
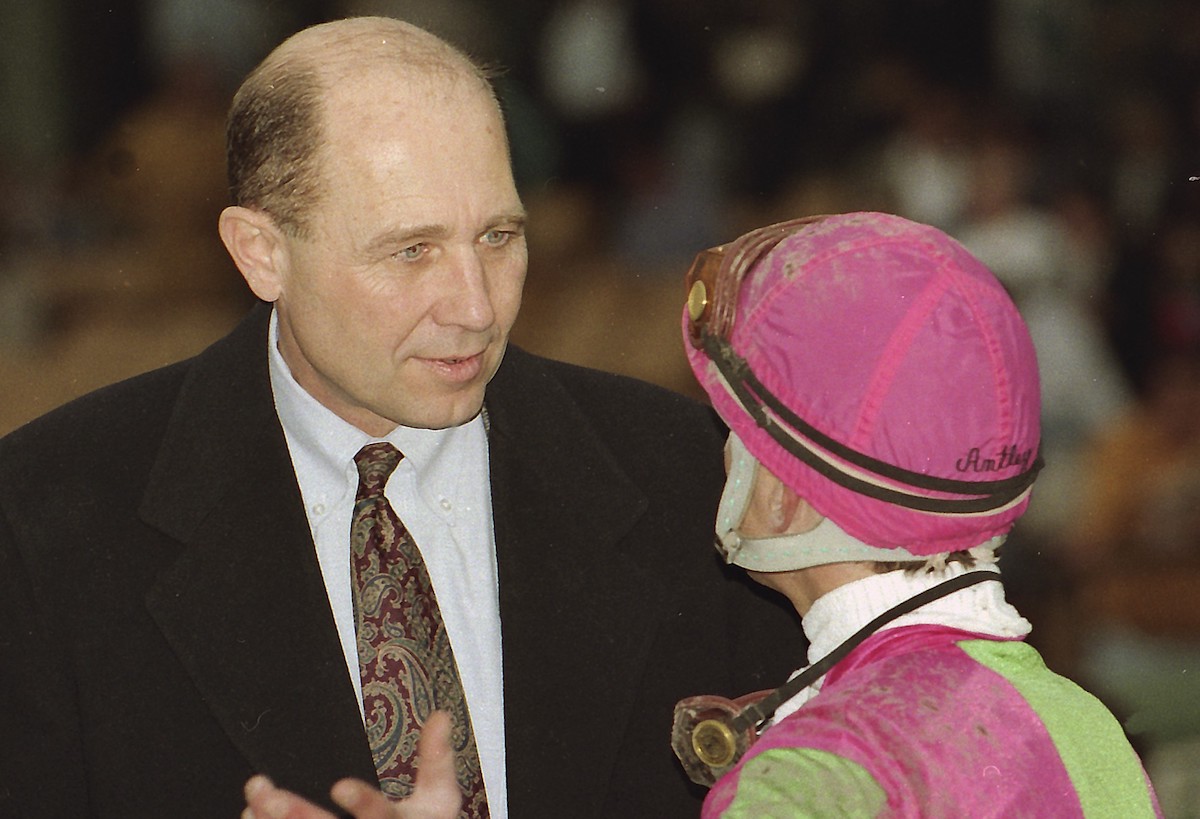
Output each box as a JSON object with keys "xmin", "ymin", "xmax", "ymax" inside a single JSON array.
[
  {"xmin": 684, "ymin": 216, "xmax": 1042, "ymax": 516},
  {"xmin": 671, "ymin": 570, "xmax": 998, "ymax": 787}
]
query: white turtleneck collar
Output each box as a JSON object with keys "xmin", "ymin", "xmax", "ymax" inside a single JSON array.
[{"xmin": 768, "ymin": 560, "xmax": 1031, "ymax": 727}]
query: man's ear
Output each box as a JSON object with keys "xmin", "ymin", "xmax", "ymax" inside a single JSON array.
[
  {"xmin": 771, "ymin": 480, "xmax": 825, "ymax": 535},
  {"xmin": 218, "ymin": 205, "xmax": 288, "ymax": 302}
]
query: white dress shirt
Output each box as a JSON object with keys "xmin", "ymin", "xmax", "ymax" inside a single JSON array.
[{"xmin": 266, "ymin": 310, "xmax": 507, "ymax": 816}]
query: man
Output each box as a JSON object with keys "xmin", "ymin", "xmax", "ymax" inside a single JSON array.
[
  {"xmin": 0, "ymin": 17, "xmax": 797, "ymax": 818},
  {"xmin": 675, "ymin": 212, "xmax": 1161, "ymax": 816}
]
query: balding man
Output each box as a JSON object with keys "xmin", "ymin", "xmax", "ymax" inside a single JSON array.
[{"xmin": 0, "ymin": 17, "xmax": 797, "ymax": 819}]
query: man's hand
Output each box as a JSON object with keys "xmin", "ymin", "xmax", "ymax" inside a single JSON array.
[{"xmin": 242, "ymin": 710, "xmax": 464, "ymax": 819}]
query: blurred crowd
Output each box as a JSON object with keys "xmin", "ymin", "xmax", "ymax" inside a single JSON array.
[{"xmin": 2, "ymin": 0, "xmax": 1200, "ymax": 813}]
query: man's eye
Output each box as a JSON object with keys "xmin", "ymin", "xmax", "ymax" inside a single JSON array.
[
  {"xmin": 395, "ymin": 243, "xmax": 426, "ymax": 261},
  {"xmin": 482, "ymin": 229, "xmax": 513, "ymax": 247}
]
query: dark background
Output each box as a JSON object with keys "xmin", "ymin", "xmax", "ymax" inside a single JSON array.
[{"xmin": 3, "ymin": 2, "xmax": 1199, "ymax": 813}]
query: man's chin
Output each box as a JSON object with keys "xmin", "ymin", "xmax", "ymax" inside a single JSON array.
[{"xmin": 395, "ymin": 394, "xmax": 486, "ymax": 431}]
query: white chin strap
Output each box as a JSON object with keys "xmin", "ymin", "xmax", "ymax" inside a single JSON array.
[{"xmin": 716, "ymin": 432, "xmax": 927, "ymax": 572}]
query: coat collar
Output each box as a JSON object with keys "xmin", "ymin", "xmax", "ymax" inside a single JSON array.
[{"xmin": 139, "ymin": 303, "xmax": 376, "ymax": 802}]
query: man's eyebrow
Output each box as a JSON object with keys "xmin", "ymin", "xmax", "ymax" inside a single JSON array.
[
  {"xmin": 493, "ymin": 212, "xmax": 528, "ymax": 226},
  {"xmin": 482, "ymin": 213, "xmax": 529, "ymax": 233},
  {"xmin": 363, "ymin": 224, "xmax": 451, "ymax": 256},
  {"xmin": 364, "ymin": 214, "xmax": 528, "ymax": 256}
]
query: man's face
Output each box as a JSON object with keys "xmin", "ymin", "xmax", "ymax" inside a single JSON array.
[{"xmin": 272, "ymin": 67, "xmax": 527, "ymax": 433}]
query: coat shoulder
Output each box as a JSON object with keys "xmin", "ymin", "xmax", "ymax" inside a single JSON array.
[
  {"xmin": 0, "ymin": 359, "xmax": 192, "ymax": 483},
  {"xmin": 0, "ymin": 306, "xmax": 267, "ymax": 484},
  {"xmin": 493, "ymin": 346, "xmax": 727, "ymax": 462}
]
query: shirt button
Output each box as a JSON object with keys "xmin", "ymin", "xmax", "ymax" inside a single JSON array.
[
  {"xmin": 439, "ymin": 498, "xmax": 452, "ymax": 511},
  {"xmin": 312, "ymin": 503, "xmax": 326, "ymax": 516}
]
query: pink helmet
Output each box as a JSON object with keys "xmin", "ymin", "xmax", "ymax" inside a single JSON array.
[{"xmin": 683, "ymin": 212, "xmax": 1042, "ymax": 555}]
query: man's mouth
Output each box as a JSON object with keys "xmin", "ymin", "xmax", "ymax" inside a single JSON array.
[{"xmin": 419, "ymin": 351, "xmax": 486, "ymax": 382}]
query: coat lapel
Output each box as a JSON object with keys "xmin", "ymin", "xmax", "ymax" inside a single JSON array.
[
  {"xmin": 139, "ymin": 306, "xmax": 376, "ymax": 802},
  {"xmin": 486, "ymin": 348, "xmax": 671, "ymax": 817}
]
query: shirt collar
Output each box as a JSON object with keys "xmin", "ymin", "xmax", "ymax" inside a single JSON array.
[
  {"xmin": 268, "ymin": 309, "xmax": 369, "ymax": 489},
  {"xmin": 266, "ymin": 308, "xmax": 486, "ymax": 514}
]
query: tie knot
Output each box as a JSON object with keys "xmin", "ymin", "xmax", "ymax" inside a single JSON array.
[{"xmin": 354, "ymin": 442, "xmax": 403, "ymax": 495}]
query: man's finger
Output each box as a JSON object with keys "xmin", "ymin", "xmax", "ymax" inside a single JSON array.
[
  {"xmin": 328, "ymin": 778, "xmax": 399, "ymax": 819},
  {"xmin": 415, "ymin": 711, "xmax": 454, "ymax": 772},
  {"xmin": 244, "ymin": 774, "xmax": 339, "ymax": 819},
  {"xmin": 413, "ymin": 711, "xmax": 462, "ymax": 803},
  {"xmin": 325, "ymin": 712, "xmax": 457, "ymax": 819}
]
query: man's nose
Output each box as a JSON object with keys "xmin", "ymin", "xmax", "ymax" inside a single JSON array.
[{"xmin": 434, "ymin": 247, "xmax": 496, "ymax": 331}]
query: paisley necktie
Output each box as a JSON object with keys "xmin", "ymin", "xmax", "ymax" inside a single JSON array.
[{"xmin": 350, "ymin": 442, "xmax": 488, "ymax": 816}]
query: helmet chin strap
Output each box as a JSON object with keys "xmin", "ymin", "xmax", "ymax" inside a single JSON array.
[
  {"xmin": 716, "ymin": 433, "xmax": 925, "ymax": 572},
  {"xmin": 713, "ymin": 432, "xmax": 757, "ymax": 559}
]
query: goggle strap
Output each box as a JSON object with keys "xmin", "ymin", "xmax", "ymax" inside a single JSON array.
[{"xmin": 704, "ymin": 334, "xmax": 1042, "ymax": 515}]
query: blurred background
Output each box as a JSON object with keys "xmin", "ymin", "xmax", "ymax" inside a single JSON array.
[{"xmin": 2, "ymin": 0, "xmax": 1199, "ymax": 813}]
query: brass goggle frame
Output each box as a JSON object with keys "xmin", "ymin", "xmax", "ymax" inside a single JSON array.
[
  {"xmin": 670, "ymin": 691, "xmax": 768, "ymax": 788},
  {"xmin": 685, "ymin": 215, "xmax": 827, "ymax": 349}
]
